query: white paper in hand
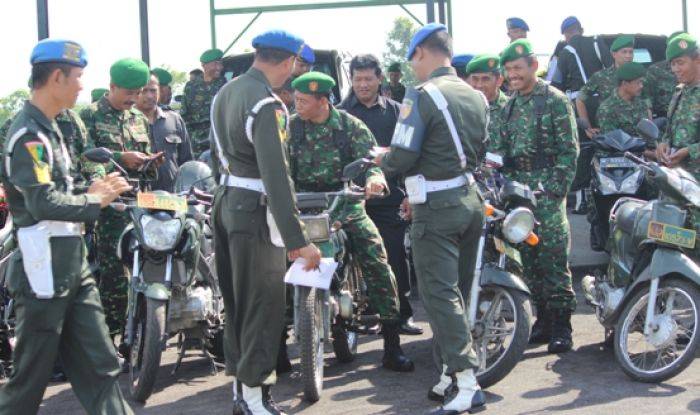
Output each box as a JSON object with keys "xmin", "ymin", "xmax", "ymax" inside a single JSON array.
[{"xmin": 284, "ymin": 258, "xmax": 338, "ymax": 290}]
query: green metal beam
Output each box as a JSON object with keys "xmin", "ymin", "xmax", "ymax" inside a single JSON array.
[
  {"xmin": 210, "ymin": 0, "xmax": 217, "ymax": 48},
  {"xmin": 399, "ymin": 4, "xmax": 423, "ymax": 26},
  {"xmin": 222, "ymin": 12, "xmax": 262, "ymax": 54},
  {"xmin": 213, "ymin": 0, "xmax": 429, "ymax": 16}
]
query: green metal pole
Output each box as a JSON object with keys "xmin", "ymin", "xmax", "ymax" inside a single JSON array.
[
  {"xmin": 446, "ymin": 0, "xmax": 452, "ymax": 35},
  {"xmin": 139, "ymin": 0, "xmax": 150, "ymax": 65},
  {"xmin": 682, "ymin": 0, "xmax": 688, "ymax": 32},
  {"xmin": 399, "ymin": 4, "xmax": 424, "ymax": 26},
  {"xmin": 210, "ymin": 0, "xmax": 217, "ymax": 48},
  {"xmin": 214, "ymin": 0, "xmax": 428, "ymax": 15},
  {"xmin": 222, "ymin": 12, "xmax": 263, "ymax": 54},
  {"xmin": 37, "ymin": 0, "xmax": 49, "ymax": 40}
]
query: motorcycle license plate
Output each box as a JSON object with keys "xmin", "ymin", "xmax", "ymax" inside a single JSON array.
[
  {"xmin": 137, "ymin": 192, "xmax": 187, "ymax": 212},
  {"xmin": 600, "ymin": 157, "xmax": 635, "ymax": 169},
  {"xmin": 494, "ymin": 237, "xmax": 522, "ymax": 264},
  {"xmin": 647, "ymin": 221, "xmax": 696, "ymax": 249}
]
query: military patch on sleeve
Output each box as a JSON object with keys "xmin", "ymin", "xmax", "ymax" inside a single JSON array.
[
  {"xmin": 390, "ymin": 88, "xmax": 425, "ymax": 153},
  {"xmin": 24, "ymin": 141, "xmax": 51, "ymax": 184},
  {"xmin": 275, "ymin": 109, "xmax": 288, "ymax": 142},
  {"xmin": 399, "ymin": 99, "xmax": 414, "ymax": 120}
]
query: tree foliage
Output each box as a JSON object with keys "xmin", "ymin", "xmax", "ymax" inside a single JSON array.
[
  {"xmin": 382, "ymin": 17, "xmax": 418, "ymax": 86},
  {"xmin": 0, "ymin": 89, "xmax": 30, "ymax": 127}
]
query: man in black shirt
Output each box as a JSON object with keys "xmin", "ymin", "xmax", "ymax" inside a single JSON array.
[{"xmin": 339, "ymin": 54, "xmax": 422, "ymax": 335}]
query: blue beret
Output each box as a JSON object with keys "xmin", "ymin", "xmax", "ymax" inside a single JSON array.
[
  {"xmin": 30, "ymin": 39, "xmax": 87, "ymax": 68},
  {"xmin": 506, "ymin": 17, "xmax": 529, "ymax": 31},
  {"xmin": 300, "ymin": 44, "xmax": 315, "ymax": 64},
  {"xmin": 451, "ymin": 54, "xmax": 474, "ymax": 68},
  {"xmin": 406, "ymin": 23, "xmax": 448, "ymax": 60},
  {"xmin": 252, "ymin": 30, "xmax": 304, "ymax": 56},
  {"xmin": 561, "ymin": 16, "xmax": 580, "ymax": 34}
]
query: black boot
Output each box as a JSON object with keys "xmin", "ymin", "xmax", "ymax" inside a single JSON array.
[
  {"xmin": 276, "ymin": 330, "xmax": 292, "ymax": 374},
  {"xmin": 232, "ymin": 379, "xmax": 248, "ymax": 415},
  {"xmin": 261, "ymin": 385, "xmax": 286, "ymax": 414},
  {"xmin": 548, "ymin": 309, "xmax": 573, "ymax": 354},
  {"xmin": 529, "ymin": 304, "xmax": 552, "ymax": 345},
  {"xmin": 382, "ymin": 321, "xmax": 414, "ymax": 372}
]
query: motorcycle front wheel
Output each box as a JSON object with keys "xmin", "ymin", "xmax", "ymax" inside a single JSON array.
[
  {"xmin": 614, "ymin": 278, "xmax": 699, "ymax": 383},
  {"xmin": 297, "ymin": 286, "xmax": 324, "ymax": 403},
  {"xmin": 129, "ymin": 298, "xmax": 167, "ymax": 402},
  {"xmin": 473, "ymin": 286, "xmax": 532, "ymax": 388}
]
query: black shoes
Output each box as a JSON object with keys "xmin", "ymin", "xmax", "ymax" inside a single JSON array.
[
  {"xmin": 548, "ymin": 309, "xmax": 573, "ymax": 354},
  {"xmin": 529, "ymin": 304, "xmax": 552, "ymax": 345},
  {"xmin": 381, "ymin": 321, "xmax": 415, "ymax": 372},
  {"xmin": 400, "ymin": 317, "xmax": 424, "ymax": 335}
]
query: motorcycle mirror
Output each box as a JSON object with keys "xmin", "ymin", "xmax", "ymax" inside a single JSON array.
[
  {"xmin": 342, "ymin": 158, "xmax": 373, "ymax": 181},
  {"xmin": 82, "ymin": 147, "xmax": 114, "ymax": 163},
  {"xmin": 636, "ymin": 119, "xmax": 659, "ymax": 141},
  {"xmin": 576, "ymin": 117, "xmax": 591, "ymax": 130}
]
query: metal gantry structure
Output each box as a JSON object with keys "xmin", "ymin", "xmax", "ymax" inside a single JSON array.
[{"xmin": 34, "ymin": 0, "xmax": 691, "ymax": 65}]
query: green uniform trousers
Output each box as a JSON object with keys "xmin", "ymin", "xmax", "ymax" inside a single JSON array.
[
  {"xmin": 212, "ymin": 188, "xmax": 286, "ymax": 386},
  {"xmin": 410, "ymin": 185, "xmax": 482, "ymax": 373},
  {"xmin": 95, "ymin": 209, "xmax": 130, "ymax": 338},
  {"xmin": 520, "ymin": 196, "xmax": 576, "ymax": 312},
  {"xmin": 0, "ymin": 242, "xmax": 132, "ymax": 415}
]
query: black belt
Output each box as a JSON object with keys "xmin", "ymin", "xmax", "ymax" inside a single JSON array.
[{"xmin": 504, "ymin": 155, "xmax": 557, "ymax": 171}]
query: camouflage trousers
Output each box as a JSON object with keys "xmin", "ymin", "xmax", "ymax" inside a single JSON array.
[
  {"xmin": 188, "ymin": 124, "xmax": 211, "ymax": 159},
  {"xmin": 520, "ymin": 196, "xmax": 577, "ymax": 312},
  {"xmin": 333, "ymin": 202, "xmax": 400, "ymax": 321},
  {"xmin": 96, "ymin": 209, "xmax": 129, "ymax": 337}
]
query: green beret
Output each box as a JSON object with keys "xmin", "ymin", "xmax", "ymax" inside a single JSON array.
[
  {"xmin": 91, "ymin": 88, "xmax": 108, "ymax": 102},
  {"xmin": 616, "ymin": 62, "xmax": 645, "ymax": 81},
  {"xmin": 668, "ymin": 31, "xmax": 686, "ymax": 45},
  {"xmin": 500, "ymin": 39, "xmax": 533, "ymax": 64},
  {"xmin": 666, "ymin": 33, "xmax": 697, "ymax": 61},
  {"xmin": 388, "ymin": 62, "xmax": 402, "ymax": 72},
  {"xmin": 611, "ymin": 35, "xmax": 635, "ymax": 52},
  {"xmin": 200, "ymin": 48, "xmax": 223, "ymax": 64},
  {"xmin": 110, "ymin": 58, "xmax": 150, "ymax": 89},
  {"xmin": 151, "ymin": 67, "xmax": 172, "ymax": 86},
  {"xmin": 291, "ymin": 71, "xmax": 335, "ymax": 94},
  {"xmin": 467, "ymin": 54, "xmax": 501, "ymax": 74}
]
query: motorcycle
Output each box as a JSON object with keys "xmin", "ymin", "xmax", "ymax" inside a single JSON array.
[
  {"xmin": 582, "ymin": 119, "xmax": 700, "ymax": 382},
  {"xmin": 292, "ymin": 158, "xmax": 379, "ymax": 402},
  {"xmin": 0, "ymin": 186, "xmax": 14, "ymax": 378},
  {"xmin": 83, "ymin": 148, "xmax": 223, "ymax": 402},
  {"xmin": 580, "ymin": 119, "xmax": 651, "ymax": 251}
]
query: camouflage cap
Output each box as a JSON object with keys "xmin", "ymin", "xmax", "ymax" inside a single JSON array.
[
  {"xmin": 611, "ymin": 35, "xmax": 635, "ymax": 52},
  {"xmin": 666, "ymin": 33, "xmax": 697, "ymax": 61},
  {"xmin": 151, "ymin": 68, "xmax": 172, "ymax": 86},
  {"xmin": 91, "ymin": 88, "xmax": 108, "ymax": 103},
  {"xmin": 291, "ymin": 71, "xmax": 335, "ymax": 94},
  {"xmin": 500, "ymin": 39, "xmax": 533, "ymax": 64},
  {"xmin": 467, "ymin": 54, "xmax": 501, "ymax": 74},
  {"xmin": 200, "ymin": 48, "xmax": 223, "ymax": 64},
  {"xmin": 616, "ymin": 62, "xmax": 645, "ymax": 81},
  {"xmin": 110, "ymin": 58, "xmax": 150, "ymax": 89}
]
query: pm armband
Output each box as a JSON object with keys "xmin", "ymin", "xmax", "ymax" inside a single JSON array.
[{"xmin": 390, "ymin": 88, "xmax": 425, "ymax": 153}]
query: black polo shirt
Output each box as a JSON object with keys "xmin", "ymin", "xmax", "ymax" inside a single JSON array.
[{"xmin": 338, "ymin": 93, "xmax": 405, "ymax": 222}]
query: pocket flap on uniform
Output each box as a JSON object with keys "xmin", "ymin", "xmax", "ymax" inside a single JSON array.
[
  {"xmin": 427, "ymin": 192, "xmax": 463, "ymax": 209},
  {"xmin": 229, "ymin": 190, "xmax": 260, "ymax": 212},
  {"xmin": 164, "ymin": 134, "xmax": 182, "ymax": 144}
]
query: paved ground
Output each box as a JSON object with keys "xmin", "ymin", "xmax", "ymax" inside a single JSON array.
[{"xmin": 34, "ymin": 214, "xmax": 700, "ymax": 414}]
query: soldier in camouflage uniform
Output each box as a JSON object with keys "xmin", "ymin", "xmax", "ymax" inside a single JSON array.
[
  {"xmin": 657, "ymin": 34, "xmax": 700, "ymax": 182},
  {"xmin": 644, "ymin": 32, "xmax": 686, "ymax": 117},
  {"xmin": 497, "ymin": 39, "xmax": 579, "ymax": 354},
  {"xmin": 466, "ymin": 54, "xmax": 507, "ymax": 147},
  {"xmin": 289, "ymin": 72, "xmax": 414, "ymax": 372},
  {"xmin": 387, "ymin": 62, "xmax": 406, "ymax": 103},
  {"xmin": 597, "ymin": 62, "xmax": 653, "ymax": 139},
  {"xmin": 80, "ymin": 58, "xmax": 156, "ymax": 349},
  {"xmin": 180, "ymin": 49, "xmax": 226, "ymax": 157},
  {"xmin": 576, "ymin": 35, "xmax": 636, "ymax": 138}
]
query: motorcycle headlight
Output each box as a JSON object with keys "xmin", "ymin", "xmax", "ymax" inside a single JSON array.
[
  {"xmin": 619, "ymin": 170, "xmax": 643, "ymax": 194},
  {"xmin": 140, "ymin": 215, "xmax": 182, "ymax": 251},
  {"xmin": 301, "ymin": 214, "xmax": 331, "ymax": 242},
  {"xmin": 502, "ymin": 207, "xmax": 535, "ymax": 244},
  {"xmin": 596, "ymin": 171, "xmax": 618, "ymax": 195}
]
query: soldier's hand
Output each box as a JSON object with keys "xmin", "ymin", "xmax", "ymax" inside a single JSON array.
[
  {"xmin": 149, "ymin": 152, "xmax": 166, "ymax": 167},
  {"xmin": 289, "ymin": 244, "xmax": 321, "ymax": 271},
  {"xmin": 366, "ymin": 180, "xmax": 386, "ymax": 199},
  {"xmin": 656, "ymin": 142, "xmax": 671, "ymax": 165},
  {"xmin": 668, "ymin": 147, "xmax": 689, "ymax": 167},
  {"xmin": 584, "ymin": 128, "xmax": 600, "ymax": 139},
  {"xmin": 120, "ymin": 151, "xmax": 150, "ymax": 169},
  {"xmin": 88, "ymin": 172, "xmax": 132, "ymax": 208},
  {"xmin": 400, "ymin": 197, "xmax": 412, "ymax": 221}
]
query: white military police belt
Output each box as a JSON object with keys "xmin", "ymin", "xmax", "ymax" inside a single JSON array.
[
  {"xmin": 424, "ymin": 173, "xmax": 474, "ymax": 193},
  {"xmin": 219, "ymin": 174, "xmax": 267, "ymax": 194}
]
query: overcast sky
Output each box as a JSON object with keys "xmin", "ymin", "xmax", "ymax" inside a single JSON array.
[{"xmin": 0, "ymin": 0, "xmax": 696, "ymax": 102}]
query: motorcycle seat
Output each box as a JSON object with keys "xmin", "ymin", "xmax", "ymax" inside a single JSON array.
[{"xmin": 613, "ymin": 199, "xmax": 646, "ymax": 234}]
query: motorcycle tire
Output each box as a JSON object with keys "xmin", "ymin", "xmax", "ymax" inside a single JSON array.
[
  {"xmin": 331, "ymin": 320, "xmax": 358, "ymax": 363},
  {"xmin": 614, "ymin": 278, "xmax": 700, "ymax": 383},
  {"xmin": 130, "ymin": 298, "xmax": 166, "ymax": 403},
  {"xmin": 297, "ymin": 286, "xmax": 324, "ymax": 403},
  {"xmin": 475, "ymin": 287, "xmax": 532, "ymax": 388}
]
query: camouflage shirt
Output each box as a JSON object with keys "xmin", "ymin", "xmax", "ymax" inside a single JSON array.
[
  {"xmin": 487, "ymin": 90, "xmax": 508, "ymax": 151},
  {"xmin": 389, "ymin": 83, "xmax": 406, "ymax": 103},
  {"xmin": 578, "ymin": 66, "xmax": 618, "ymax": 104},
  {"xmin": 644, "ymin": 60, "xmax": 677, "ymax": 117},
  {"xmin": 597, "ymin": 91, "xmax": 652, "ymax": 140},
  {"xmin": 664, "ymin": 83, "xmax": 700, "ymax": 180},
  {"xmin": 288, "ymin": 107, "xmax": 384, "ymax": 193},
  {"xmin": 180, "ymin": 76, "xmax": 226, "ymax": 127},
  {"xmin": 79, "ymin": 96, "xmax": 152, "ymax": 178},
  {"xmin": 496, "ymin": 79, "xmax": 579, "ymax": 197}
]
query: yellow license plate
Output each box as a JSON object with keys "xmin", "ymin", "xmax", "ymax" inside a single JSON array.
[
  {"xmin": 647, "ymin": 221, "xmax": 696, "ymax": 249},
  {"xmin": 137, "ymin": 192, "xmax": 187, "ymax": 212},
  {"xmin": 494, "ymin": 237, "xmax": 506, "ymax": 253}
]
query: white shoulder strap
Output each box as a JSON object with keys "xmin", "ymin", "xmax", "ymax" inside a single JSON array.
[
  {"xmin": 593, "ymin": 36, "xmax": 603, "ymax": 66},
  {"xmin": 422, "ymin": 82, "xmax": 467, "ymax": 170},
  {"xmin": 564, "ymin": 45, "xmax": 588, "ymax": 84},
  {"xmin": 245, "ymin": 96, "xmax": 287, "ymax": 143},
  {"xmin": 4, "ymin": 128, "xmax": 54, "ymax": 177}
]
